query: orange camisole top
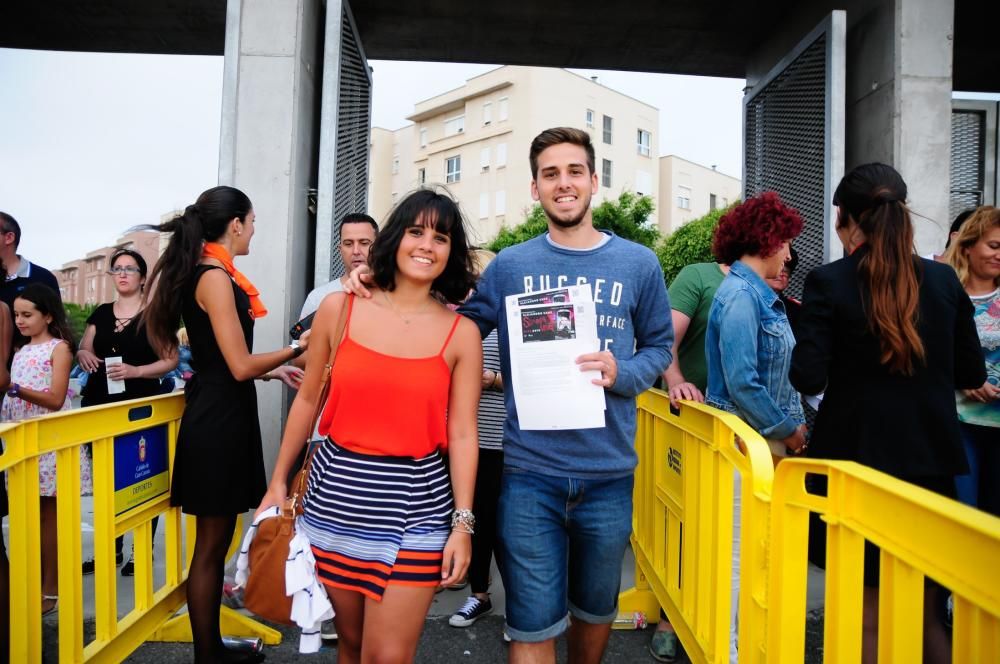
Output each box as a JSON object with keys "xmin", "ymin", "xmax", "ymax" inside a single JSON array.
[{"xmin": 317, "ymin": 295, "xmax": 462, "ymax": 457}]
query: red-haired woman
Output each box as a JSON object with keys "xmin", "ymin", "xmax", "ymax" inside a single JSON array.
[
  {"xmin": 704, "ymin": 192, "xmax": 806, "ymax": 663},
  {"xmin": 791, "ymin": 163, "xmax": 984, "ymax": 663}
]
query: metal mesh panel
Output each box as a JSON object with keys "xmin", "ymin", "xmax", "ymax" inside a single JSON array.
[
  {"xmin": 331, "ymin": 5, "xmax": 371, "ymax": 278},
  {"xmin": 744, "ymin": 35, "xmax": 827, "ymax": 300},
  {"xmin": 949, "ymin": 110, "xmax": 986, "ymax": 221}
]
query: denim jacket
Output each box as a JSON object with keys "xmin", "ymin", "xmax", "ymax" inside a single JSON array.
[{"xmin": 705, "ymin": 260, "xmax": 804, "ymax": 440}]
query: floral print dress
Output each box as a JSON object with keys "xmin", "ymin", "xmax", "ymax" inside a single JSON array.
[{"xmin": 1, "ymin": 338, "xmax": 92, "ymax": 496}]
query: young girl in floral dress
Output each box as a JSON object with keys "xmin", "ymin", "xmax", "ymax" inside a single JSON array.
[{"xmin": 1, "ymin": 283, "xmax": 90, "ymax": 616}]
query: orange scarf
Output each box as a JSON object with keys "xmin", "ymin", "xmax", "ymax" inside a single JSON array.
[{"xmin": 202, "ymin": 242, "xmax": 268, "ymax": 319}]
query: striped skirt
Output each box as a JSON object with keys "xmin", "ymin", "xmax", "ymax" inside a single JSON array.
[{"xmin": 297, "ymin": 439, "xmax": 453, "ymax": 601}]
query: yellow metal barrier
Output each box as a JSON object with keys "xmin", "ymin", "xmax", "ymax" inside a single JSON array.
[
  {"xmin": 618, "ymin": 389, "xmax": 776, "ymax": 664},
  {"xmin": 0, "ymin": 393, "xmax": 279, "ymax": 663},
  {"xmin": 767, "ymin": 459, "xmax": 1000, "ymax": 663}
]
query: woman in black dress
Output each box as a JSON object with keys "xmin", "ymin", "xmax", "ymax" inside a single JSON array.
[
  {"xmin": 77, "ymin": 249, "xmax": 177, "ymax": 575},
  {"xmin": 790, "ymin": 163, "xmax": 984, "ymax": 663},
  {"xmin": 143, "ymin": 186, "xmax": 306, "ymax": 664}
]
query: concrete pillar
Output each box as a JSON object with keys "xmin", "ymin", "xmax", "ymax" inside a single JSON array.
[
  {"xmin": 746, "ymin": 0, "xmax": 955, "ymax": 255},
  {"xmin": 845, "ymin": 0, "xmax": 954, "ymax": 253},
  {"xmin": 218, "ymin": 0, "xmax": 324, "ymax": 477}
]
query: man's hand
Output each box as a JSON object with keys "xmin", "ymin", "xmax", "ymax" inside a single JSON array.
[
  {"xmin": 342, "ymin": 265, "xmax": 375, "ymax": 298},
  {"xmin": 667, "ymin": 381, "xmax": 705, "ymax": 410},
  {"xmin": 576, "ymin": 351, "xmax": 617, "ymax": 388}
]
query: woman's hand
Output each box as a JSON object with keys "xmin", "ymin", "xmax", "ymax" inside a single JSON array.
[
  {"xmin": 963, "ymin": 380, "xmax": 1000, "ymax": 403},
  {"xmin": 297, "ymin": 328, "xmax": 311, "ymax": 352},
  {"xmin": 107, "ymin": 362, "xmax": 140, "ymax": 381},
  {"xmin": 781, "ymin": 424, "xmax": 809, "ymax": 455},
  {"xmin": 342, "ymin": 265, "xmax": 374, "ymax": 298},
  {"xmin": 439, "ymin": 530, "xmax": 472, "ymax": 588},
  {"xmin": 482, "ymin": 369, "xmax": 496, "ymax": 389},
  {"xmin": 77, "ymin": 349, "xmax": 102, "ymax": 373},
  {"xmin": 667, "ymin": 381, "xmax": 705, "ymax": 409},
  {"xmin": 271, "ymin": 365, "xmax": 305, "ymax": 389},
  {"xmin": 254, "ymin": 483, "xmax": 288, "ymax": 519}
]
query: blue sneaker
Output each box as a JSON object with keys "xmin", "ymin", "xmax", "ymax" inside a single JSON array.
[{"xmin": 649, "ymin": 629, "xmax": 679, "ymax": 662}]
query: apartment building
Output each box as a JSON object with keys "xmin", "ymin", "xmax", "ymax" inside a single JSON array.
[
  {"xmin": 370, "ymin": 66, "xmax": 660, "ymax": 245},
  {"xmin": 55, "ymin": 227, "xmax": 164, "ymax": 305},
  {"xmin": 658, "ymin": 155, "xmax": 742, "ymax": 233}
]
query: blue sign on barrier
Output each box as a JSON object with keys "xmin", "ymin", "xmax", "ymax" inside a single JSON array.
[{"xmin": 113, "ymin": 425, "xmax": 169, "ymax": 516}]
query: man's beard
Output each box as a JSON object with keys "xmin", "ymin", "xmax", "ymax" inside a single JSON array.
[{"xmin": 542, "ymin": 199, "xmax": 590, "ymax": 228}]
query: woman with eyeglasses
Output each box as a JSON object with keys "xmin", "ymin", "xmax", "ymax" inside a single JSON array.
[{"xmin": 76, "ymin": 249, "xmax": 178, "ymax": 576}]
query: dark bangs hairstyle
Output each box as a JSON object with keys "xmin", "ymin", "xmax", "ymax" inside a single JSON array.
[
  {"xmin": 140, "ymin": 185, "xmax": 253, "ymax": 355},
  {"xmin": 833, "ymin": 162, "xmax": 923, "ymax": 375},
  {"xmin": 369, "ymin": 189, "xmax": 477, "ymax": 304},
  {"xmin": 15, "ymin": 283, "xmax": 76, "ymax": 352},
  {"xmin": 712, "ymin": 192, "xmax": 804, "ymax": 264},
  {"xmin": 111, "ymin": 248, "xmax": 149, "ymax": 281}
]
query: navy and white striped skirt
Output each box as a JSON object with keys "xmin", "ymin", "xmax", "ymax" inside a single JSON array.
[{"xmin": 297, "ymin": 439, "xmax": 453, "ymax": 601}]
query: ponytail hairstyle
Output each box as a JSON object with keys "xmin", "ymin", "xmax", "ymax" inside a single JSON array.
[
  {"xmin": 833, "ymin": 163, "xmax": 924, "ymax": 375},
  {"xmin": 15, "ymin": 284, "xmax": 76, "ymax": 353},
  {"xmin": 140, "ymin": 186, "xmax": 253, "ymax": 355}
]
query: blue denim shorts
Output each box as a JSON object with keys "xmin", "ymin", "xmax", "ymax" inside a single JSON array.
[{"xmin": 496, "ymin": 467, "xmax": 634, "ymax": 642}]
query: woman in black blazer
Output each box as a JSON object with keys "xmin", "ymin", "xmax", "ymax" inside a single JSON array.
[{"xmin": 790, "ymin": 163, "xmax": 984, "ymax": 664}]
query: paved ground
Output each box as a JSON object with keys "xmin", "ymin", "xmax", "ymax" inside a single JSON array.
[{"xmin": 21, "ymin": 496, "xmax": 828, "ymax": 662}]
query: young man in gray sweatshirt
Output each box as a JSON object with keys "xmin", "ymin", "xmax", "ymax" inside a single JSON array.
[{"xmin": 460, "ymin": 127, "xmax": 673, "ymax": 664}]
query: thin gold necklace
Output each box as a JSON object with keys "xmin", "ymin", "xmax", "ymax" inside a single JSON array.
[{"xmin": 382, "ymin": 290, "xmax": 430, "ymax": 325}]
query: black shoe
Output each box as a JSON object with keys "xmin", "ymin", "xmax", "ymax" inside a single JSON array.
[
  {"xmin": 82, "ymin": 551, "xmax": 124, "ymax": 575},
  {"xmin": 449, "ymin": 596, "xmax": 493, "ymax": 627},
  {"xmin": 121, "ymin": 555, "xmax": 134, "ymax": 577}
]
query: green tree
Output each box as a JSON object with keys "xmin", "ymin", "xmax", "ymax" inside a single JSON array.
[
  {"xmin": 64, "ymin": 302, "xmax": 98, "ymax": 345},
  {"xmin": 485, "ymin": 191, "xmax": 659, "ymax": 253},
  {"xmin": 655, "ymin": 204, "xmax": 736, "ymax": 284}
]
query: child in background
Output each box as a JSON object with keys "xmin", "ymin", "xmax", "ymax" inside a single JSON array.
[{"xmin": 1, "ymin": 284, "xmax": 91, "ymax": 616}]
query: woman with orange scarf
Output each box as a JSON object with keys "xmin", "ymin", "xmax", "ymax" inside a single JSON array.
[{"xmin": 143, "ymin": 186, "xmax": 306, "ymax": 664}]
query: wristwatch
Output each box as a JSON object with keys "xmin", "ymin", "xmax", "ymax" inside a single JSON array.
[
  {"xmin": 288, "ymin": 340, "xmax": 304, "ymax": 358},
  {"xmin": 6, "ymin": 383, "xmax": 20, "ymax": 398}
]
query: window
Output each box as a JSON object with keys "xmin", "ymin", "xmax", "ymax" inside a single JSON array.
[
  {"xmin": 602, "ymin": 115, "xmax": 613, "ymax": 144},
  {"xmin": 419, "ymin": 128, "xmax": 428, "ymax": 147},
  {"xmin": 498, "ymin": 97, "xmax": 509, "ymax": 122},
  {"xmin": 637, "ymin": 129, "xmax": 651, "ymax": 157},
  {"xmin": 586, "ymin": 109, "xmax": 595, "ymax": 128},
  {"xmin": 479, "ymin": 192, "xmax": 489, "ymax": 219},
  {"xmin": 602, "ymin": 159, "xmax": 612, "ymax": 188},
  {"xmin": 418, "ymin": 168, "xmax": 426, "ymax": 185},
  {"xmin": 710, "ymin": 193, "xmax": 717, "ymax": 210},
  {"xmin": 483, "ymin": 102, "xmax": 492, "ymax": 125},
  {"xmin": 496, "ymin": 142, "xmax": 507, "ymax": 167},
  {"xmin": 722, "ymin": 197, "xmax": 729, "ymax": 207},
  {"xmin": 446, "ymin": 155, "xmax": 461, "ymax": 183},
  {"xmin": 495, "ymin": 190, "xmax": 506, "ymax": 216},
  {"xmin": 96, "ymin": 258, "xmax": 104, "ymax": 271},
  {"xmin": 677, "ymin": 196, "xmax": 691, "ymax": 210},
  {"xmin": 391, "ymin": 156, "xmax": 399, "ymax": 174},
  {"xmin": 480, "ymin": 147, "xmax": 491, "ymax": 170},
  {"xmin": 445, "ymin": 115, "xmax": 465, "ymax": 137},
  {"xmin": 635, "ymin": 170, "xmax": 652, "ymax": 196}
]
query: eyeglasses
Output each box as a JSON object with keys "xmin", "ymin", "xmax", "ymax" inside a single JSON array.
[{"xmin": 108, "ymin": 266, "xmax": 142, "ymax": 276}]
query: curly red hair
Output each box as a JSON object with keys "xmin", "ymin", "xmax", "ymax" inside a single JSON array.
[{"xmin": 712, "ymin": 192, "xmax": 804, "ymax": 264}]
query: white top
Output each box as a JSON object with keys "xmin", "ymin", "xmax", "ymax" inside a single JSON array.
[{"xmin": 298, "ymin": 278, "xmax": 346, "ymax": 321}]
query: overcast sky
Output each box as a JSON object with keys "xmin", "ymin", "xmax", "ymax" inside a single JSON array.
[{"xmin": 0, "ymin": 49, "xmax": 747, "ymax": 270}]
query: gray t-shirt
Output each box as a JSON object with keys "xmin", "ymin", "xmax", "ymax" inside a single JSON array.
[{"xmin": 298, "ymin": 278, "xmax": 346, "ymax": 320}]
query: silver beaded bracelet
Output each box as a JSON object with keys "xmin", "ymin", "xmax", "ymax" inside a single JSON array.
[{"xmin": 451, "ymin": 508, "xmax": 476, "ymax": 534}]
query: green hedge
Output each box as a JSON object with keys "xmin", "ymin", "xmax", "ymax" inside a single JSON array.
[{"xmin": 655, "ymin": 204, "xmax": 736, "ymax": 284}]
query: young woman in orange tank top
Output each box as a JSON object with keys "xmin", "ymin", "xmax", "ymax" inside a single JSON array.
[{"xmin": 257, "ymin": 189, "xmax": 482, "ymax": 664}]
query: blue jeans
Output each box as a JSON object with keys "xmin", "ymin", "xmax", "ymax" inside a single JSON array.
[
  {"xmin": 496, "ymin": 467, "xmax": 633, "ymax": 642},
  {"xmin": 955, "ymin": 421, "xmax": 1000, "ymax": 518}
]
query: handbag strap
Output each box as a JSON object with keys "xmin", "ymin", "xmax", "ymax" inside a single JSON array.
[{"xmin": 291, "ymin": 294, "xmax": 351, "ymax": 500}]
